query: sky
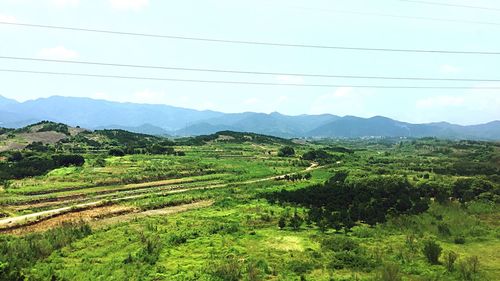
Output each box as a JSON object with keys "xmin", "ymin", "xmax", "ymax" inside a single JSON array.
[{"xmin": 0, "ymin": 0, "xmax": 500, "ymax": 125}]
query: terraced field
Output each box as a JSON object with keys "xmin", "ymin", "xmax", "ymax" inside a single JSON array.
[{"xmin": 0, "ymin": 142, "xmax": 314, "ymax": 233}]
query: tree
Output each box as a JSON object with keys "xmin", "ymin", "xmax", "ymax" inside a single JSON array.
[
  {"xmin": 108, "ymin": 148, "xmax": 125, "ymax": 156},
  {"xmin": 444, "ymin": 250, "xmax": 458, "ymax": 272},
  {"xmin": 289, "ymin": 210, "xmax": 303, "ymax": 231},
  {"xmin": 278, "ymin": 217, "xmax": 286, "ymax": 230},
  {"xmin": 423, "ymin": 239, "xmax": 442, "ymax": 265},
  {"xmin": 278, "ymin": 146, "xmax": 295, "ymax": 157},
  {"xmin": 7, "ymin": 151, "xmax": 23, "ymax": 162},
  {"xmin": 52, "ymin": 154, "xmax": 85, "ymax": 167}
]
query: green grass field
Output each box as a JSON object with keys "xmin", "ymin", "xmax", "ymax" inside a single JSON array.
[{"xmin": 0, "ymin": 128, "xmax": 498, "ymax": 280}]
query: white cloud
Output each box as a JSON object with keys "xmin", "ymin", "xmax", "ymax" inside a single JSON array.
[
  {"xmin": 37, "ymin": 46, "xmax": 79, "ymax": 60},
  {"xmin": 332, "ymin": 87, "xmax": 353, "ymax": 98},
  {"xmin": 416, "ymin": 95, "xmax": 465, "ymax": 109},
  {"xmin": 413, "ymin": 91, "xmax": 500, "ymax": 124},
  {"xmin": 439, "ymin": 64, "xmax": 462, "ymax": 74},
  {"xmin": 0, "ymin": 14, "xmax": 18, "ymax": 23},
  {"xmin": 91, "ymin": 92, "xmax": 112, "ymax": 100},
  {"xmin": 275, "ymin": 75, "xmax": 304, "ymax": 84},
  {"xmin": 129, "ymin": 89, "xmax": 215, "ymax": 110},
  {"xmin": 50, "ymin": 0, "xmax": 79, "ymax": 7},
  {"xmin": 309, "ymin": 88, "xmax": 373, "ymax": 116},
  {"xmin": 109, "ymin": 0, "xmax": 149, "ymax": 10},
  {"xmin": 244, "ymin": 97, "xmax": 259, "ymax": 105}
]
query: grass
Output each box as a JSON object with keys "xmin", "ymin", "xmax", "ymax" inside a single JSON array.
[{"xmin": 0, "ymin": 139, "xmax": 498, "ymax": 280}]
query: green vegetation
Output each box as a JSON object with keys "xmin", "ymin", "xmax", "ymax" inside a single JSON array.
[
  {"xmin": 278, "ymin": 146, "xmax": 295, "ymax": 157},
  {"xmin": 0, "ymin": 123, "xmax": 498, "ymax": 280}
]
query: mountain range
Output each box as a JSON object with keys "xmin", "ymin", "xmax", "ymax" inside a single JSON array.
[{"xmin": 1, "ymin": 95, "xmax": 499, "ymax": 140}]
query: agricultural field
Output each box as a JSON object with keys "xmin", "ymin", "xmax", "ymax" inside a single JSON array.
[{"xmin": 0, "ymin": 122, "xmax": 499, "ymax": 280}]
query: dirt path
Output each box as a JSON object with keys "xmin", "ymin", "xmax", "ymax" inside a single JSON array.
[
  {"xmin": 3, "ymin": 205, "xmax": 134, "ymax": 235},
  {"xmin": 0, "ymin": 163, "xmax": 320, "ymax": 231},
  {"xmin": 94, "ymin": 200, "xmax": 214, "ymax": 228},
  {"xmin": 3, "ymin": 200, "xmax": 214, "ymax": 235}
]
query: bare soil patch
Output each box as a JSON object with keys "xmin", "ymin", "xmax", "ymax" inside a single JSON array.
[{"xmin": 3, "ymin": 205, "xmax": 135, "ymax": 235}]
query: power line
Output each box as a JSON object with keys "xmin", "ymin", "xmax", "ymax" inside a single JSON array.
[
  {"xmin": 295, "ymin": 6, "xmax": 500, "ymax": 27},
  {"xmin": 2, "ymin": 21, "xmax": 500, "ymax": 55},
  {"xmin": 1, "ymin": 68, "xmax": 499, "ymax": 89},
  {"xmin": 400, "ymin": 0, "xmax": 500, "ymax": 12},
  {"xmin": 2, "ymin": 56, "xmax": 500, "ymax": 82}
]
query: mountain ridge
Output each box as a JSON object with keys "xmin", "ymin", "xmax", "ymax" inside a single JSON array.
[{"xmin": 0, "ymin": 95, "xmax": 499, "ymax": 140}]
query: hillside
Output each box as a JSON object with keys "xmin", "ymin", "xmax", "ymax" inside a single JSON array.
[
  {"xmin": 0, "ymin": 121, "xmax": 85, "ymax": 152},
  {"xmin": 0, "ymin": 121, "xmax": 293, "ymax": 153},
  {"xmin": 178, "ymin": 130, "xmax": 294, "ymax": 146}
]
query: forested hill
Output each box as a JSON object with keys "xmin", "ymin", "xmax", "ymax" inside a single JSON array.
[{"xmin": 1, "ymin": 96, "xmax": 499, "ymax": 140}]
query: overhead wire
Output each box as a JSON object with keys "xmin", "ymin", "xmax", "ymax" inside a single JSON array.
[
  {"xmin": 1, "ymin": 69, "xmax": 498, "ymax": 89},
  {"xmin": 1, "ymin": 21, "xmax": 500, "ymax": 55},
  {"xmin": 1, "ymin": 56, "xmax": 499, "ymax": 82}
]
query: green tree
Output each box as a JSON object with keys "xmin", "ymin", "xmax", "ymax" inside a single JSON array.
[
  {"xmin": 289, "ymin": 210, "xmax": 303, "ymax": 231},
  {"xmin": 278, "ymin": 146, "xmax": 295, "ymax": 157},
  {"xmin": 278, "ymin": 217, "xmax": 286, "ymax": 230},
  {"xmin": 422, "ymin": 239, "xmax": 442, "ymax": 265}
]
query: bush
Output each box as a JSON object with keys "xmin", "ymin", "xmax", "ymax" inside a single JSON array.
[
  {"xmin": 0, "ymin": 222, "xmax": 92, "ymax": 280},
  {"xmin": 7, "ymin": 151, "xmax": 23, "ymax": 162},
  {"xmin": 278, "ymin": 146, "xmax": 295, "ymax": 157},
  {"xmin": 328, "ymin": 250, "xmax": 373, "ymax": 270},
  {"xmin": 301, "ymin": 149, "xmax": 338, "ymax": 164},
  {"xmin": 278, "ymin": 216, "xmax": 286, "ymax": 230},
  {"xmin": 444, "ymin": 250, "xmax": 458, "ymax": 272},
  {"xmin": 289, "ymin": 210, "xmax": 303, "ymax": 230},
  {"xmin": 321, "ymin": 236, "xmax": 360, "ymax": 252},
  {"xmin": 454, "ymin": 236, "xmax": 466, "ymax": 244},
  {"xmin": 94, "ymin": 157, "xmax": 106, "ymax": 167},
  {"xmin": 437, "ymin": 223, "xmax": 451, "ymax": 237},
  {"xmin": 422, "ymin": 239, "xmax": 442, "ymax": 265},
  {"xmin": 108, "ymin": 148, "xmax": 125, "ymax": 156},
  {"xmin": 377, "ymin": 263, "xmax": 402, "ymax": 281},
  {"xmin": 136, "ymin": 235, "xmax": 162, "ymax": 265},
  {"xmin": 458, "ymin": 256, "xmax": 480, "ymax": 281},
  {"xmin": 210, "ymin": 254, "xmax": 242, "ymax": 281},
  {"xmin": 52, "ymin": 154, "xmax": 85, "ymax": 167}
]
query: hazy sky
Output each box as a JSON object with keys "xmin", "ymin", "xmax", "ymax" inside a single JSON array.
[{"xmin": 1, "ymin": 0, "xmax": 499, "ymax": 125}]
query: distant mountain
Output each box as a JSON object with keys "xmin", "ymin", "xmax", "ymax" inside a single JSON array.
[
  {"xmin": 0, "ymin": 96, "xmax": 223, "ymax": 131},
  {"xmin": 0, "ymin": 95, "xmax": 499, "ymax": 140},
  {"xmin": 309, "ymin": 117, "xmax": 500, "ymax": 140},
  {"xmin": 93, "ymin": 124, "xmax": 171, "ymax": 136},
  {"xmin": 178, "ymin": 112, "xmax": 340, "ymax": 137},
  {"xmin": 0, "ymin": 96, "xmax": 38, "ymax": 127},
  {"xmin": 0, "ymin": 96, "xmax": 18, "ymax": 106}
]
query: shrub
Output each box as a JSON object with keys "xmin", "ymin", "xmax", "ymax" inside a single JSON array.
[
  {"xmin": 422, "ymin": 239, "xmax": 442, "ymax": 265},
  {"xmin": 211, "ymin": 254, "xmax": 242, "ymax": 281},
  {"xmin": 444, "ymin": 250, "xmax": 458, "ymax": 272},
  {"xmin": 94, "ymin": 157, "xmax": 106, "ymax": 167},
  {"xmin": 321, "ymin": 236, "xmax": 360, "ymax": 252},
  {"xmin": 278, "ymin": 146, "xmax": 295, "ymax": 157},
  {"xmin": 454, "ymin": 236, "xmax": 466, "ymax": 244},
  {"xmin": 136, "ymin": 235, "xmax": 162, "ymax": 265},
  {"xmin": 7, "ymin": 151, "xmax": 23, "ymax": 162},
  {"xmin": 458, "ymin": 256, "xmax": 480, "ymax": 281},
  {"xmin": 289, "ymin": 210, "xmax": 303, "ymax": 231},
  {"xmin": 328, "ymin": 250, "xmax": 373, "ymax": 270},
  {"xmin": 437, "ymin": 223, "xmax": 451, "ymax": 237},
  {"xmin": 377, "ymin": 263, "xmax": 402, "ymax": 281},
  {"xmin": 108, "ymin": 148, "xmax": 125, "ymax": 156},
  {"xmin": 278, "ymin": 216, "xmax": 286, "ymax": 230},
  {"xmin": 52, "ymin": 154, "xmax": 85, "ymax": 167}
]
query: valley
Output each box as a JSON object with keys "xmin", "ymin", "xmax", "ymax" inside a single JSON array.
[{"xmin": 0, "ymin": 122, "xmax": 498, "ymax": 280}]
